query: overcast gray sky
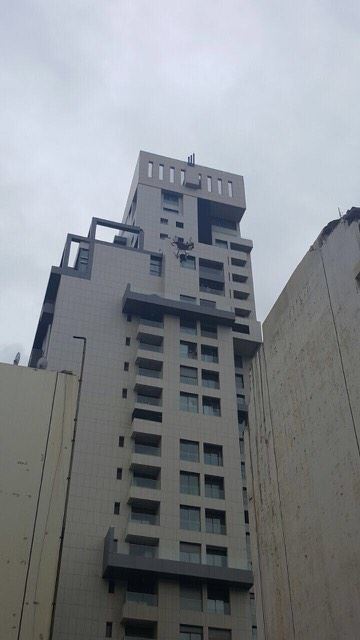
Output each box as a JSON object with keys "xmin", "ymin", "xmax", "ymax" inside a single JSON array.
[{"xmin": 1, "ymin": 0, "xmax": 359, "ymax": 364}]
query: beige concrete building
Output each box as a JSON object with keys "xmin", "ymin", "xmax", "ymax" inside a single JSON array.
[
  {"xmin": 0, "ymin": 363, "xmax": 78, "ymax": 640},
  {"xmin": 29, "ymin": 152, "xmax": 261, "ymax": 639},
  {"xmin": 247, "ymin": 208, "xmax": 360, "ymax": 640}
]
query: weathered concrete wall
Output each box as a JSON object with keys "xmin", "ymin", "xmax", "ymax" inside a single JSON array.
[
  {"xmin": 0, "ymin": 363, "xmax": 78, "ymax": 640},
  {"xmin": 247, "ymin": 210, "xmax": 360, "ymax": 640}
]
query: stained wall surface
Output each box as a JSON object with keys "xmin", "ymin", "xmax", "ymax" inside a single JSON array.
[
  {"xmin": 247, "ymin": 211, "xmax": 360, "ymax": 640},
  {"xmin": 0, "ymin": 364, "xmax": 78, "ymax": 640}
]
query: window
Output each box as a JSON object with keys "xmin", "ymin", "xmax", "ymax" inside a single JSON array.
[
  {"xmin": 236, "ymin": 374, "xmax": 244, "ymax": 389},
  {"xmin": 130, "ymin": 502, "xmax": 159, "ymax": 525},
  {"xmin": 241, "ymin": 461, "xmax": 246, "ymax": 481},
  {"xmin": 124, "ymin": 361, "xmax": 129, "ymax": 371},
  {"xmin": 200, "ymin": 323, "xmax": 217, "ymax": 339},
  {"xmin": 202, "ymin": 370, "xmax": 219, "ymax": 389},
  {"xmin": 207, "ymin": 585, "xmax": 230, "ymax": 614},
  {"xmin": 180, "ymin": 392, "xmax": 198, "ymax": 413},
  {"xmin": 180, "ymin": 318, "xmax": 197, "ymax": 335},
  {"xmin": 201, "ymin": 345, "xmax": 218, "ymax": 363},
  {"xmin": 203, "ymin": 396, "xmax": 221, "ymax": 417},
  {"xmin": 180, "ymin": 505, "xmax": 201, "ymax": 531},
  {"xmin": 160, "ymin": 217, "xmax": 168, "ymax": 224},
  {"xmin": 231, "ymin": 256, "xmax": 247, "ymax": 267},
  {"xmin": 180, "ymin": 170, "xmax": 185, "ymax": 185},
  {"xmin": 159, "ymin": 164, "xmax": 164, "ymax": 180},
  {"xmin": 118, "ymin": 436, "xmax": 124, "ymax": 447},
  {"xmin": 180, "ymin": 582, "xmax": 202, "ymax": 611},
  {"xmin": 237, "ymin": 394, "xmax": 246, "ymax": 409},
  {"xmin": 147, "ymin": 161, "xmax": 153, "ymax": 178},
  {"xmin": 204, "ymin": 443, "xmax": 223, "ymax": 466},
  {"xmin": 227, "ymin": 181, "xmax": 233, "ymax": 197},
  {"xmin": 180, "ymin": 366, "xmax": 198, "ymax": 385},
  {"xmin": 150, "ymin": 255, "xmax": 162, "ymax": 276},
  {"xmin": 244, "ymin": 510, "xmax": 249, "ymax": 524},
  {"xmin": 138, "ymin": 334, "xmax": 163, "ymax": 353},
  {"xmin": 233, "ymin": 289, "xmax": 249, "ymax": 300},
  {"xmin": 207, "ymin": 176, "xmax": 212, "ymax": 191},
  {"xmin": 105, "ymin": 621, "xmax": 113, "ymax": 637},
  {"xmin": 180, "ymin": 625, "xmax": 203, "ymax": 640},
  {"xmin": 108, "ymin": 580, "xmax": 115, "ymax": 593},
  {"xmin": 212, "ymin": 217, "xmax": 237, "ymax": 232},
  {"xmin": 234, "ymin": 355, "xmax": 243, "ymax": 369},
  {"xmin": 160, "ymin": 233, "xmax": 168, "ymax": 239},
  {"xmin": 75, "ymin": 247, "xmax": 89, "ymax": 273},
  {"xmin": 114, "ymin": 502, "xmax": 120, "ymax": 515},
  {"xmin": 163, "ymin": 191, "xmax": 180, "ymax": 211},
  {"xmin": 232, "ymin": 272, "xmax": 247, "ymax": 283},
  {"xmin": 176, "ymin": 221, "xmax": 184, "ymax": 228},
  {"xmin": 122, "ymin": 388, "xmax": 127, "ymax": 398},
  {"xmin": 181, "ymin": 255, "xmax": 196, "ymax": 269},
  {"xmin": 134, "ymin": 434, "xmax": 161, "ymax": 456},
  {"xmin": 205, "ymin": 509, "xmax": 226, "ymax": 534},
  {"xmin": 180, "ymin": 341, "xmax": 197, "ymax": 360},
  {"xmin": 209, "ymin": 628, "xmax": 231, "ymax": 640},
  {"xmin": 116, "ymin": 467, "xmax": 122, "ymax": 479},
  {"xmin": 217, "ymin": 178, "xmax": 222, "ymax": 195},
  {"xmin": 205, "ymin": 475, "xmax": 225, "ymax": 499},
  {"xmin": 129, "ymin": 542, "xmax": 157, "ymax": 558},
  {"xmin": 125, "ymin": 623, "xmax": 155, "ymax": 638},
  {"xmin": 239, "ymin": 437, "xmax": 244, "ymax": 455},
  {"xmin": 180, "ymin": 439, "xmax": 199, "ymax": 462},
  {"xmin": 133, "ymin": 467, "xmax": 160, "ymax": 489},
  {"xmin": 180, "ymin": 542, "xmax": 201, "ymax": 563},
  {"xmin": 206, "ymin": 546, "xmax": 227, "ymax": 567},
  {"xmin": 200, "ymin": 298, "xmax": 216, "ymax": 307},
  {"xmin": 199, "ymin": 278, "xmax": 224, "ymax": 296},
  {"xmin": 215, "ymin": 239, "xmax": 228, "ymax": 249},
  {"xmin": 125, "ymin": 337, "xmax": 131, "ymax": 345},
  {"xmin": 170, "ymin": 166, "xmax": 175, "ymax": 182},
  {"xmin": 180, "ymin": 471, "xmax": 200, "ymax": 495},
  {"xmin": 127, "ymin": 314, "xmax": 132, "ymax": 322},
  {"xmin": 180, "ymin": 294, "xmax": 197, "ymax": 303},
  {"xmin": 126, "ymin": 575, "xmax": 157, "ymax": 606}
]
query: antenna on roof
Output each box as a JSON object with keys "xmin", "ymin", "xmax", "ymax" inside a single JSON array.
[
  {"xmin": 187, "ymin": 153, "xmax": 195, "ymax": 167},
  {"xmin": 13, "ymin": 352, "xmax": 20, "ymax": 366},
  {"xmin": 338, "ymin": 207, "xmax": 342, "ymax": 218}
]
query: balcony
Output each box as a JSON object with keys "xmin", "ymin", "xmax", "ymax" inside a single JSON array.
[
  {"xmin": 136, "ymin": 394, "xmax": 162, "ymax": 407},
  {"xmin": 126, "ymin": 591, "xmax": 158, "ymax": 607}
]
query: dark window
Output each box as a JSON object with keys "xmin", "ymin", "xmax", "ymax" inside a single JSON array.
[
  {"xmin": 130, "ymin": 502, "xmax": 159, "ymax": 525},
  {"xmin": 206, "ymin": 546, "xmax": 227, "ymax": 567},
  {"xmin": 116, "ymin": 468, "xmax": 122, "ymax": 479},
  {"xmin": 126, "ymin": 575, "xmax": 157, "ymax": 606},
  {"xmin": 105, "ymin": 621, "xmax": 113, "ymax": 637},
  {"xmin": 208, "ymin": 628, "xmax": 231, "ymax": 640},
  {"xmin": 215, "ymin": 239, "xmax": 228, "ymax": 249},
  {"xmin": 180, "ymin": 341, "xmax": 197, "ymax": 360},
  {"xmin": 176, "ymin": 221, "xmax": 184, "ymax": 228},
  {"xmin": 133, "ymin": 467, "xmax": 160, "ymax": 489},
  {"xmin": 235, "ymin": 374, "xmax": 244, "ymax": 389},
  {"xmin": 234, "ymin": 355, "xmax": 243, "ymax": 368},
  {"xmin": 232, "ymin": 272, "xmax": 247, "ymax": 283},
  {"xmin": 129, "ymin": 542, "xmax": 157, "ymax": 558},
  {"xmin": 122, "ymin": 388, "xmax": 127, "ymax": 398},
  {"xmin": 244, "ymin": 510, "xmax": 249, "ymax": 524},
  {"xmin": 233, "ymin": 323, "xmax": 250, "ymax": 334},
  {"xmin": 233, "ymin": 289, "xmax": 249, "ymax": 300},
  {"xmin": 207, "ymin": 585, "xmax": 230, "ymax": 614},
  {"xmin": 180, "ymin": 366, "xmax": 198, "ymax": 385},
  {"xmin": 114, "ymin": 502, "xmax": 120, "ymax": 515},
  {"xmin": 204, "ymin": 443, "xmax": 223, "ymax": 466},
  {"xmin": 160, "ymin": 233, "xmax": 168, "ymax": 239},
  {"xmin": 212, "ymin": 217, "xmax": 236, "ymax": 231},
  {"xmin": 180, "ymin": 318, "xmax": 197, "ymax": 335},
  {"xmin": 181, "ymin": 255, "xmax": 196, "ymax": 270},
  {"xmin": 200, "ymin": 298, "xmax": 216, "ymax": 308},
  {"xmin": 124, "ymin": 361, "xmax": 129, "ymax": 371},
  {"xmin": 160, "ymin": 217, "xmax": 168, "ymax": 224},
  {"xmin": 180, "ymin": 582, "xmax": 202, "ymax": 611},
  {"xmin": 118, "ymin": 436, "xmax": 124, "ymax": 447},
  {"xmin": 180, "ymin": 294, "xmax": 197, "ymax": 303},
  {"xmin": 124, "ymin": 622, "xmax": 155, "ymax": 638},
  {"xmin": 203, "ymin": 396, "xmax": 221, "ymax": 416},
  {"xmin": 205, "ymin": 509, "xmax": 226, "ymax": 534},
  {"xmin": 201, "ymin": 345, "xmax": 218, "ymax": 363},
  {"xmin": 180, "ymin": 471, "xmax": 200, "ymax": 495},
  {"xmin": 231, "ymin": 256, "xmax": 247, "ymax": 267},
  {"xmin": 180, "ymin": 439, "xmax": 199, "ymax": 462},
  {"xmin": 200, "ymin": 322, "xmax": 217, "ymax": 338},
  {"xmin": 108, "ymin": 580, "xmax": 115, "ymax": 593},
  {"xmin": 127, "ymin": 314, "xmax": 132, "ymax": 322},
  {"xmin": 76, "ymin": 246, "xmax": 89, "ymax": 273},
  {"xmin": 180, "ymin": 542, "xmax": 201, "ymax": 563},
  {"xmin": 241, "ymin": 461, "xmax": 246, "ymax": 481},
  {"xmin": 180, "ymin": 505, "xmax": 201, "ymax": 531},
  {"xmin": 180, "ymin": 624, "xmax": 203, "ymax": 640},
  {"xmin": 134, "ymin": 434, "xmax": 161, "ymax": 457},
  {"xmin": 202, "ymin": 370, "xmax": 219, "ymax": 389},
  {"xmin": 205, "ymin": 475, "xmax": 225, "ymax": 499},
  {"xmin": 199, "ymin": 278, "xmax": 224, "ymax": 295},
  {"xmin": 180, "ymin": 392, "xmax": 199, "ymax": 413},
  {"xmin": 126, "ymin": 336, "xmax": 131, "ymax": 345},
  {"xmin": 150, "ymin": 255, "xmax": 162, "ymax": 276},
  {"xmin": 239, "ymin": 437, "xmax": 244, "ymax": 455}
]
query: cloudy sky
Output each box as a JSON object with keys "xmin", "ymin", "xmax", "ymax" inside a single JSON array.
[{"xmin": 1, "ymin": 1, "xmax": 359, "ymax": 364}]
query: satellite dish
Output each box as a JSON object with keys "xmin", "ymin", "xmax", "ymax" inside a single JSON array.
[{"xmin": 13, "ymin": 352, "xmax": 20, "ymax": 366}]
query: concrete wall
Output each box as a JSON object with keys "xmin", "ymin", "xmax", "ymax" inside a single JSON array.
[
  {"xmin": 247, "ymin": 210, "xmax": 360, "ymax": 640},
  {"xmin": 0, "ymin": 363, "xmax": 78, "ymax": 640}
]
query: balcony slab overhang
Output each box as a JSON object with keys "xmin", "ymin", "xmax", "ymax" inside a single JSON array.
[{"xmin": 103, "ymin": 528, "xmax": 253, "ymax": 590}]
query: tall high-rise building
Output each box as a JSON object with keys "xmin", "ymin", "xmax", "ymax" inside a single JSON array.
[{"xmin": 30, "ymin": 151, "xmax": 261, "ymax": 640}]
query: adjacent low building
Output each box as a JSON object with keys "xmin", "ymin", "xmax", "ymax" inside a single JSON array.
[
  {"xmin": 0, "ymin": 363, "xmax": 78, "ymax": 640},
  {"xmin": 247, "ymin": 208, "xmax": 360, "ymax": 640}
]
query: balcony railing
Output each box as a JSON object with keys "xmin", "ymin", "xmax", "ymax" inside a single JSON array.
[
  {"xmin": 136, "ymin": 395, "xmax": 162, "ymax": 407},
  {"xmin": 126, "ymin": 591, "xmax": 158, "ymax": 606},
  {"xmin": 199, "ymin": 266, "xmax": 224, "ymax": 280},
  {"xmin": 132, "ymin": 477, "xmax": 159, "ymax": 489},
  {"xmin": 138, "ymin": 342, "xmax": 163, "ymax": 353},
  {"xmin": 134, "ymin": 443, "xmax": 161, "ymax": 457},
  {"xmin": 130, "ymin": 513, "xmax": 159, "ymax": 525},
  {"xmin": 139, "ymin": 317, "xmax": 164, "ymax": 328},
  {"xmin": 138, "ymin": 367, "xmax": 162, "ymax": 378}
]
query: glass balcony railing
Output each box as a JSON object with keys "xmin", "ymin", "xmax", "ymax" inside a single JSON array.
[
  {"xmin": 137, "ymin": 368, "xmax": 162, "ymax": 378},
  {"xmin": 134, "ymin": 444, "xmax": 160, "ymax": 456},
  {"xmin": 136, "ymin": 395, "xmax": 162, "ymax": 407},
  {"xmin": 199, "ymin": 266, "xmax": 224, "ymax": 279},
  {"xmin": 126, "ymin": 591, "xmax": 158, "ymax": 606},
  {"xmin": 132, "ymin": 477, "xmax": 159, "ymax": 489},
  {"xmin": 139, "ymin": 317, "xmax": 164, "ymax": 328},
  {"xmin": 138, "ymin": 342, "xmax": 163, "ymax": 353}
]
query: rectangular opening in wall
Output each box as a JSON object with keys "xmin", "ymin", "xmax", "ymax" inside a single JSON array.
[
  {"xmin": 228, "ymin": 181, "xmax": 233, "ymax": 197},
  {"xmin": 180, "ymin": 581, "xmax": 203, "ymax": 611},
  {"xmin": 159, "ymin": 164, "xmax": 164, "ymax": 180},
  {"xmin": 207, "ymin": 176, "xmax": 212, "ymax": 192},
  {"xmin": 170, "ymin": 166, "xmax": 175, "ymax": 183},
  {"xmin": 105, "ymin": 621, "xmax": 113, "ymax": 638},
  {"xmin": 181, "ymin": 169, "xmax": 185, "ymax": 185},
  {"xmin": 204, "ymin": 443, "xmax": 223, "ymax": 466},
  {"xmin": 180, "ymin": 439, "xmax": 200, "ymax": 462},
  {"xmin": 206, "ymin": 545, "xmax": 228, "ymax": 567},
  {"xmin": 180, "ymin": 625, "xmax": 203, "ymax": 640},
  {"xmin": 217, "ymin": 178, "xmax": 222, "ymax": 195},
  {"xmin": 180, "ymin": 541, "xmax": 201, "ymax": 563},
  {"xmin": 180, "ymin": 365, "xmax": 198, "ymax": 385},
  {"xmin": 133, "ymin": 433, "xmax": 161, "ymax": 456},
  {"xmin": 148, "ymin": 161, "xmax": 153, "ymax": 178}
]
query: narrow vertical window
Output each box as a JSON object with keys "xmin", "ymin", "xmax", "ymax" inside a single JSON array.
[
  {"xmin": 170, "ymin": 167, "xmax": 175, "ymax": 183},
  {"xmin": 181, "ymin": 169, "xmax": 185, "ymax": 185},
  {"xmin": 159, "ymin": 164, "xmax": 164, "ymax": 180},
  {"xmin": 105, "ymin": 621, "xmax": 113, "ymax": 637},
  {"xmin": 228, "ymin": 181, "xmax": 233, "ymax": 197},
  {"xmin": 148, "ymin": 161, "xmax": 153, "ymax": 178},
  {"xmin": 217, "ymin": 178, "xmax": 222, "ymax": 195},
  {"xmin": 207, "ymin": 176, "xmax": 212, "ymax": 192}
]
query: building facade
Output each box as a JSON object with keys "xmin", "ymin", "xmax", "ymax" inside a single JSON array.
[
  {"xmin": 0, "ymin": 363, "xmax": 78, "ymax": 640},
  {"xmin": 30, "ymin": 151, "xmax": 261, "ymax": 640},
  {"xmin": 247, "ymin": 208, "xmax": 360, "ymax": 640}
]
